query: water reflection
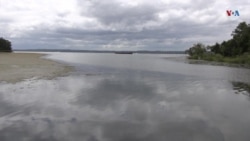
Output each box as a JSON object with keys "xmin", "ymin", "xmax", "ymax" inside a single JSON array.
[
  {"xmin": 232, "ymin": 81, "xmax": 250, "ymax": 97},
  {"xmin": 74, "ymin": 76, "xmax": 159, "ymax": 109},
  {"xmin": 0, "ymin": 53, "xmax": 250, "ymax": 141},
  {"xmin": 0, "ymin": 94, "xmax": 19, "ymax": 117}
]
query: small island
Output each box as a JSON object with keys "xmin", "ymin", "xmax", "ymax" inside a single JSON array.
[
  {"xmin": 186, "ymin": 22, "xmax": 250, "ymax": 66},
  {"xmin": 114, "ymin": 51, "xmax": 133, "ymax": 54}
]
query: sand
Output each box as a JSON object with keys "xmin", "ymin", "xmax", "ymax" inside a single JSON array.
[{"xmin": 0, "ymin": 53, "xmax": 72, "ymax": 83}]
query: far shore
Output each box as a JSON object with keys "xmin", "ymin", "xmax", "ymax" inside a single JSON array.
[{"xmin": 0, "ymin": 52, "xmax": 73, "ymax": 83}]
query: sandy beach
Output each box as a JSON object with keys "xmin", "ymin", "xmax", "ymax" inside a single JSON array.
[{"xmin": 0, "ymin": 53, "xmax": 72, "ymax": 83}]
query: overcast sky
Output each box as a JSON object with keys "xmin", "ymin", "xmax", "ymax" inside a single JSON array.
[{"xmin": 0, "ymin": 0, "xmax": 249, "ymax": 51}]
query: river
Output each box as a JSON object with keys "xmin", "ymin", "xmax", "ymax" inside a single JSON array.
[{"xmin": 0, "ymin": 52, "xmax": 250, "ymax": 141}]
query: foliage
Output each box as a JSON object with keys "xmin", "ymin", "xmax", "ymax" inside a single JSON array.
[
  {"xmin": 0, "ymin": 37, "xmax": 12, "ymax": 52},
  {"xmin": 209, "ymin": 22, "xmax": 250, "ymax": 57},
  {"xmin": 209, "ymin": 43, "xmax": 220, "ymax": 54},
  {"xmin": 186, "ymin": 43, "xmax": 206, "ymax": 59},
  {"xmin": 187, "ymin": 22, "xmax": 250, "ymax": 65}
]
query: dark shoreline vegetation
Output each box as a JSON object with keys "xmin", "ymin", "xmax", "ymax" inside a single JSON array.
[
  {"xmin": 0, "ymin": 37, "xmax": 12, "ymax": 52},
  {"xmin": 186, "ymin": 22, "xmax": 250, "ymax": 66},
  {"xmin": 232, "ymin": 81, "xmax": 250, "ymax": 97}
]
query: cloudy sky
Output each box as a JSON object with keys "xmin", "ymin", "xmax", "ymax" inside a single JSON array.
[{"xmin": 0, "ymin": 0, "xmax": 249, "ymax": 51}]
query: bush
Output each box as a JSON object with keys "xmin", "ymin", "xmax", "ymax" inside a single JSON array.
[
  {"xmin": 201, "ymin": 53, "xmax": 224, "ymax": 62},
  {"xmin": 214, "ymin": 54, "xmax": 224, "ymax": 62},
  {"xmin": 0, "ymin": 37, "xmax": 12, "ymax": 52},
  {"xmin": 187, "ymin": 43, "xmax": 206, "ymax": 59}
]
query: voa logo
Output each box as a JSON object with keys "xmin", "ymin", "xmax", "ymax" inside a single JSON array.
[{"xmin": 226, "ymin": 10, "xmax": 240, "ymax": 16}]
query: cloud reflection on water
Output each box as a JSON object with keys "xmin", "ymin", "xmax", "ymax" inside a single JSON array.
[{"xmin": 0, "ymin": 69, "xmax": 250, "ymax": 141}]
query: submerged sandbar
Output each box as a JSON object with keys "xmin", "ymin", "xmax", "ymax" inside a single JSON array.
[{"xmin": 0, "ymin": 53, "xmax": 72, "ymax": 83}]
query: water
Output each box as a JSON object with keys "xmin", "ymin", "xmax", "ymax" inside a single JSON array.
[{"xmin": 0, "ymin": 53, "xmax": 250, "ymax": 141}]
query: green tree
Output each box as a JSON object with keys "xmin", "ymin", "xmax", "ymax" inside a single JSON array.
[
  {"xmin": 210, "ymin": 42, "xmax": 221, "ymax": 54},
  {"xmin": 187, "ymin": 43, "xmax": 207, "ymax": 59},
  {"xmin": 186, "ymin": 21, "xmax": 250, "ymax": 64},
  {"xmin": 208, "ymin": 22, "xmax": 250, "ymax": 57},
  {"xmin": 0, "ymin": 37, "xmax": 12, "ymax": 52},
  {"xmin": 220, "ymin": 39, "xmax": 241, "ymax": 57},
  {"xmin": 231, "ymin": 22, "xmax": 250, "ymax": 54}
]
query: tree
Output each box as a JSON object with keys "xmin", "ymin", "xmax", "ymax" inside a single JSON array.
[
  {"xmin": 209, "ymin": 22, "xmax": 250, "ymax": 57},
  {"xmin": 231, "ymin": 22, "xmax": 250, "ymax": 54},
  {"xmin": 187, "ymin": 43, "xmax": 207, "ymax": 59},
  {"xmin": 0, "ymin": 37, "xmax": 12, "ymax": 52},
  {"xmin": 219, "ymin": 39, "xmax": 239, "ymax": 57},
  {"xmin": 186, "ymin": 21, "xmax": 250, "ymax": 63},
  {"xmin": 210, "ymin": 42, "xmax": 221, "ymax": 54}
]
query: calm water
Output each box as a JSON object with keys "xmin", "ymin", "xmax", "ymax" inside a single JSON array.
[{"xmin": 0, "ymin": 53, "xmax": 250, "ymax": 141}]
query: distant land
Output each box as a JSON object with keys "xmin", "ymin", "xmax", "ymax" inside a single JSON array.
[{"xmin": 14, "ymin": 49, "xmax": 185, "ymax": 54}]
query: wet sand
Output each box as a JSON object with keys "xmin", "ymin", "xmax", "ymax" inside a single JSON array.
[{"xmin": 0, "ymin": 53, "xmax": 72, "ymax": 83}]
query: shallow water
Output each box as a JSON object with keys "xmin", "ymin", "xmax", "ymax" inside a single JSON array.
[{"xmin": 0, "ymin": 53, "xmax": 250, "ymax": 141}]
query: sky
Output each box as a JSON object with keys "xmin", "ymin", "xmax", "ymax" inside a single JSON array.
[{"xmin": 0, "ymin": 0, "xmax": 249, "ymax": 51}]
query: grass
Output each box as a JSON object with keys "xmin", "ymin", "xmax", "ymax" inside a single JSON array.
[{"xmin": 188, "ymin": 53, "xmax": 250, "ymax": 66}]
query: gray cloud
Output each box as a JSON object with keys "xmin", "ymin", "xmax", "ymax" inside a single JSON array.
[
  {"xmin": 1, "ymin": 0, "xmax": 249, "ymax": 50},
  {"xmin": 80, "ymin": 0, "xmax": 161, "ymax": 29}
]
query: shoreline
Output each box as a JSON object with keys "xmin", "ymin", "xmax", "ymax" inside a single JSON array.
[
  {"xmin": 0, "ymin": 52, "xmax": 73, "ymax": 83},
  {"xmin": 187, "ymin": 58, "xmax": 250, "ymax": 69},
  {"xmin": 163, "ymin": 55, "xmax": 250, "ymax": 69}
]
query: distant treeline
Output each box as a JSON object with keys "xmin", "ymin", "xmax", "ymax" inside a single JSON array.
[
  {"xmin": 15, "ymin": 49, "xmax": 185, "ymax": 54},
  {"xmin": 186, "ymin": 22, "xmax": 250, "ymax": 64},
  {"xmin": 0, "ymin": 37, "xmax": 12, "ymax": 52}
]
